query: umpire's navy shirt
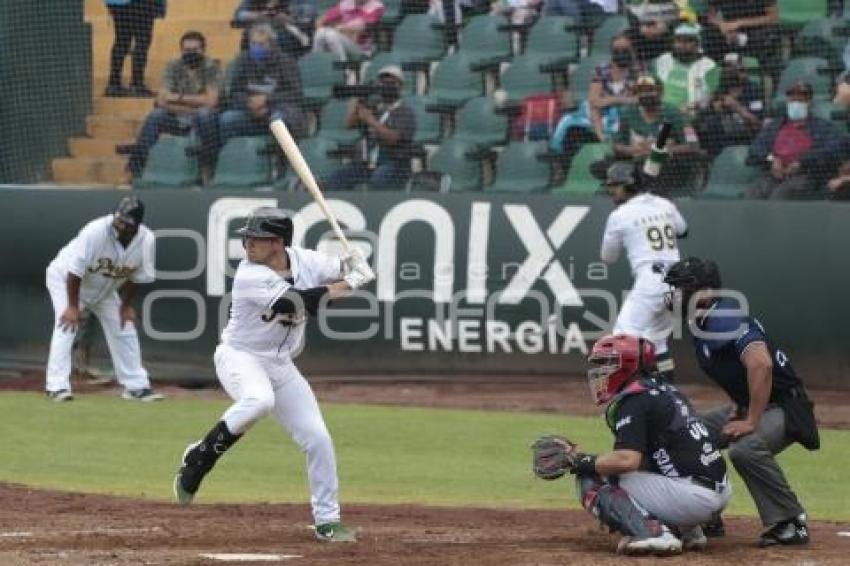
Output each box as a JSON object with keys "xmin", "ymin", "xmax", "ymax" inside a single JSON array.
[{"xmin": 693, "ymin": 296, "xmax": 802, "ymax": 408}]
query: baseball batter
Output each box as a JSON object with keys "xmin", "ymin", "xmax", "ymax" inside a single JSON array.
[
  {"xmin": 173, "ymin": 207, "xmax": 374, "ymax": 543},
  {"xmin": 45, "ymin": 196, "xmax": 162, "ymax": 402},
  {"xmin": 533, "ymin": 334, "xmax": 731, "ymax": 556},
  {"xmin": 599, "ymin": 161, "xmax": 688, "ymax": 380}
]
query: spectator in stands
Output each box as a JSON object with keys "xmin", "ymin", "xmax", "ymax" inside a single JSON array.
[
  {"xmin": 325, "ymin": 65, "xmax": 416, "ymax": 190},
  {"xmin": 699, "ymin": 0, "xmax": 780, "ymax": 82},
  {"xmin": 827, "ymin": 156, "xmax": 850, "ymax": 200},
  {"xmin": 599, "ymin": 75, "xmax": 703, "ymax": 194},
  {"xmin": 653, "ymin": 23, "xmax": 719, "ymax": 117},
  {"xmin": 833, "ymin": 71, "xmax": 850, "ymax": 110},
  {"xmin": 626, "ymin": 0, "xmax": 680, "ymax": 62},
  {"xmin": 127, "ymin": 31, "xmax": 222, "ymax": 182},
  {"xmin": 233, "ymin": 0, "xmax": 311, "ymax": 56},
  {"xmin": 492, "ymin": 0, "xmax": 543, "ymax": 26},
  {"xmin": 694, "ymin": 58, "xmax": 764, "ymax": 157},
  {"xmin": 219, "ymin": 23, "xmax": 307, "ymax": 147},
  {"xmin": 544, "ymin": 0, "xmax": 617, "ymax": 29},
  {"xmin": 104, "ymin": 0, "xmax": 166, "ymax": 97},
  {"xmin": 313, "ymin": 0, "xmax": 385, "ymax": 61},
  {"xmin": 746, "ymin": 81, "xmax": 843, "ymax": 199},
  {"xmin": 551, "ymin": 33, "xmax": 643, "ymax": 158}
]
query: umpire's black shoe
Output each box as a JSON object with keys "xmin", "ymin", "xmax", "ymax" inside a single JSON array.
[
  {"xmin": 758, "ymin": 515, "xmax": 809, "ymax": 548},
  {"xmin": 702, "ymin": 514, "xmax": 725, "ymax": 538}
]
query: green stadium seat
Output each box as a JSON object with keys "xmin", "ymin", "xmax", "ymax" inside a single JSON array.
[
  {"xmin": 405, "ymin": 96, "xmax": 442, "ymax": 144},
  {"xmin": 794, "ymin": 18, "xmax": 846, "ymax": 70},
  {"xmin": 458, "ymin": 14, "xmax": 512, "ymax": 69},
  {"xmin": 702, "ymin": 145, "xmax": 761, "ymax": 199},
  {"xmin": 499, "ymin": 54, "xmax": 556, "ymax": 104},
  {"xmin": 552, "ymin": 142, "xmax": 610, "ymax": 195},
  {"xmin": 134, "ymin": 135, "xmax": 199, "ymax": 189},
  {"xmin": 317, "ymin": 99, "xmax": 363, "ymax": 145},
  {"xmin": 487, "ymin": 141, "xmax": 551, "ymax": 192},
  {"xmin": 567, "ymin": 54, "xmax": 609, "ymax": 108},
  {"xmin": 209, "ymin": 136, "xmax": 274, "ymax": 189},
  {"xmin": 381, "ymin": 0, "xmax": 403, "ymax": 25},
  {"xmin": 424, "ymin": 53, "xmax": 483, "ymax": 110},
  {"xmin": 525, "ymin": 16, "xmax": 580, "ymax": 67},
  {"xmin": 389, "ymin": 14, "xmax": 445, "ymax": 63},
  {"xmin": 453, "ymin": 96, "xmax": 508, "ymax": 149},
  {"xmin": 299, "ymin": 51, "xmax": 345, "ymax": 109},
  {"xmin": 590, "ymin": 15, "xmax": 629, "ymax": 56},
  {"xmin": 777, "ymin": 0, "xmax": 828, "ymax": 28},
  {"xmin": 278, "ymin": 135, "xmax": 342, "ymax": 190},
  {"xmin": 429, "ymin": 138, "xmax": 483, "ymax": 191}
]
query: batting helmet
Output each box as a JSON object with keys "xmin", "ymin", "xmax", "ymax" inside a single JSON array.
[
  {"xmin": 236, "ymin": 207, "xmax": 294, "ymax": 245},
  {"xmin": 603, "ymin": 161, "xmax": 641, "ymax": 192},
  {"xmin": 587, "ymin": 334, "xmax": 656, "ymax": 406},
  {"xmin": 114, "ymin": 195, "xmax": 145, "ymax": 226}
]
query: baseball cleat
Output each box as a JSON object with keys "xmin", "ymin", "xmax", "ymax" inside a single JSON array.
[
  {"xmin": 122, "ymin": 388, "xmax": 164, "ymax": 402},
  {"xmin": 758, "ymin": 515, "xmax": 809, "ymax": 547},
  {"xmin": 173, "ymin": 442, "xmax": 201, "ymax": 505},
  {"xmin": 47, "ymin": 389, "xmax": 74, "ymax": 402},
  {"xmin": 682, "ymin": 526, "xmax": 708, "ymax": 551},
  {"xmin": 617, "ymin": 530, "xmax": 682, "ymax": 556},
  {"xmin": 314, "ymin": 522, "xmax": 356, "ymax": 543}
]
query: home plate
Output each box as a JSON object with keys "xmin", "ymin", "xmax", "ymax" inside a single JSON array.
[
  {"xmin": 199, "ymin": 553, "xmax": 302, "ymax": 562},
  {"xmin": 838, "ymin": 532, "xmax": 850, "ymax": 537}
]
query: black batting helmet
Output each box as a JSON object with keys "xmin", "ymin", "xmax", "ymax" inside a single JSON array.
[
  {"xmin": 603, "ymin": 161, "xmax": 641, "ymax": 192},
  {"xmin": 115, "ymin": 195, "xmax": 145, "ymax": 226},
  {"xmin": 237, "ymin": 207, "xmax": 294, "ymax": 245}
]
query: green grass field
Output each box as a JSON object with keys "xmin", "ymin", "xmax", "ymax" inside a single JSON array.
[{"xmin": 3, "ymin": 392, "xmax": 849, "ymax": 521}]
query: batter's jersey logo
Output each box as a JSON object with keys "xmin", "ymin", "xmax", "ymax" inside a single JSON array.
[{"xmin": 87, "ymin": 257, "xmax": 136, "ymax": 279}]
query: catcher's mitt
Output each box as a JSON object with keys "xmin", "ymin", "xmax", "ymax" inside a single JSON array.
[{"xmin": 531, "ymin": 435, "xmax": 579, "ymax": 480}]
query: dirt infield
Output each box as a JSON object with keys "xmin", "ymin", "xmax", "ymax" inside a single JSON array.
[{"xmin": 2, "ymin": 372, "xmax": 850, "ymax": 564}]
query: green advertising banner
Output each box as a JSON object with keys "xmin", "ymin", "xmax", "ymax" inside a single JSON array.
[{"xmin": 0, "ymin": 188, "xmax": 847, "ymax": 387}]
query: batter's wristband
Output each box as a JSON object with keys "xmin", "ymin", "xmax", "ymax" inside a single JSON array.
[{"xmin": 574, "ymin": 453, "xmax": 597, "ymax": 476}]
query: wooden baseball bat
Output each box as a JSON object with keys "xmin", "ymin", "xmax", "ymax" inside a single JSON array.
[{"xmin": 269, "ymin": 118, "xmax": 352, "ymax": 252}]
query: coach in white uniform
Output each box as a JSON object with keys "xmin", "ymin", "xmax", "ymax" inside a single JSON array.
[
  {"xmin": 45, "ymin": 196, "xmax": 162, "ymax": 402},
  {"xmin": 599, "ymin": 162, "xmax": 687, "ymax": 380},
  {"xmin": 173, "ymin": 207, "xmax": 374, "ymax": 544}
]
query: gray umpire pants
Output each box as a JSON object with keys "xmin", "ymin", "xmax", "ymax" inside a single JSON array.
[{"xmin": 700, "ymin": 404, "xmax": 805, "ymax": 528}]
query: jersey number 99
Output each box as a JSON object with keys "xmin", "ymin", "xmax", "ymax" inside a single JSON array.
[{"xmin": 646, "ymin": 224, "xmax": 677, "ymax": 251}]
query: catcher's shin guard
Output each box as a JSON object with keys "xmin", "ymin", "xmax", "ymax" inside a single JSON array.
[
  {"xmin": 175, "ymin": 421, "xmax": 242, "ymax": 504},
  {"xmin": 577, "ymin": 476, "xmax": 663, "ymax": 539}
]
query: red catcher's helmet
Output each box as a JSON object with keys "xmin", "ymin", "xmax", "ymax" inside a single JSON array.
[{"xmin": 587, "ymin": 334, "xmax": 656, "ymax": 405}]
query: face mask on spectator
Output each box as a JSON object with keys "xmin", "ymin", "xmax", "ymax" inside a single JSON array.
[
  {"xmin": 182, "ymin": 51, "xmax": 204, "ymax": 67},
  {"xmin": 672, "ymin": 48, "xmax": 699, "ymax": 64},
  {"xmin": 611, "ymin": 49, "xmax": 633, "ymax": 68},
  {"xmin": 787, "ymin": 101, "xmax": 808, "ymax": 121},
  {"xmin": 379, "ymin": 83, "xmax": 400, "ymax": 103},
  {"xmin": 638, "ymin": 94, "xmax": 661, "ymax": 110},
  {"xmin": 249, "ymin": 43, "xmax": 271, "ymax": 62}
]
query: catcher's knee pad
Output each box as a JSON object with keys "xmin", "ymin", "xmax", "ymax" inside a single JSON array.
[{"xmin": 580, "ymin": 480, "xmax": 662, "ymax": 539}]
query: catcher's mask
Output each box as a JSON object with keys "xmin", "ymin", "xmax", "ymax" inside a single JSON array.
[
  {"xmin": 587, "ymin": 334, "xmax": 656, "ymax": 406},
  {"xmin": 663, "ymin": 256, "xmax": 722, "ymax": 311},
  {"xmin": 237, "ymin": 207, "xmax": 294, "ymax": 246}
]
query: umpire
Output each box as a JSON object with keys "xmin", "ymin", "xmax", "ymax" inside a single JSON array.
[{"xmin": 664, "ymin": 257, "xmax": 819, "ymax": 547}]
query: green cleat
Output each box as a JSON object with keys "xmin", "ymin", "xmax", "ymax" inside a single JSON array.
[{"xmin": 315, "ymin": 522, "xmax": 357, "ymax": 543}]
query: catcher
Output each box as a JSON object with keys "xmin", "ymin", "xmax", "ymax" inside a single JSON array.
[{"xmin": 532, "ymin": 334, "xmax": 731, "ymax": 556}]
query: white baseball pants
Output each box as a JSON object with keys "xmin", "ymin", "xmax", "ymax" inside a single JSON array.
[
  {"xmin": 214, "ymin": 344, "xmax": 341, "ymax": 525},
  {"xmin": 619, "ymin": 472, "xmax": 732, "ymax": 529},
  {"xmin": 45, "ymin": 267, "xmax": 151, "ymax": 393},
  {"xmin": 614, "ymin": 289, "xmax": 674, "ymax": 356}
]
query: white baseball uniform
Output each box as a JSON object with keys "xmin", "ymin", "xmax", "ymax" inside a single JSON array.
[
  {"xmin": 215, "ymin": 246, "xmax": 344, "ymax": 525},
  {"xmin": 600, "ymin": 193, "xmax": 687, "ymax": 356},
  {"xmin": 45, "ymin": 214, "xmax": 156, "ymax": 393}
]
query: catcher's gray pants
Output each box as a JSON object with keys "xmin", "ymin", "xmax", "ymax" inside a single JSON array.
[
  {"xmin": 618, "ymin": 472, "xmax": 731, "ymax": 529},
  {"xmin": 700, "ymin": 404, "xmax": 805, "ymax": 528}
]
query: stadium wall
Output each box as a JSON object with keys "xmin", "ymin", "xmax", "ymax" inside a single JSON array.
[
  {"xmin": 0, "ymin": 187, "xmax": 847, "ymax": 388},
  {"xmin": 0, "ymin": 2, "xmax": 91, "ymax": 183}
]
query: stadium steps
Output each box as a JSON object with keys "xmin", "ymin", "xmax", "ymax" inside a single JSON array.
[{"xmin": 52, "ymin": 0, "xmax": 241, "ymax": 186}]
